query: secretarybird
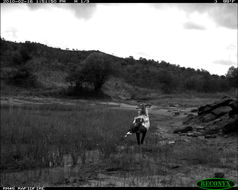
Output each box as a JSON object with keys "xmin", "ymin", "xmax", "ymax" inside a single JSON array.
[{"xmin": 124, "ymin": 103, "xmax": 151, "ymax": 145}]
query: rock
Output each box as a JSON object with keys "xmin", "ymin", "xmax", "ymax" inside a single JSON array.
[
  {"xmin": 179, "ymin": 133, "xmax": 186, "ymax": 136},
  {"xmin": 170, "ymin": 165, "xmax": 181, "ymax": 169},
  {"xmin": 68, "ymin": 177, "xmax": 78, "ymax": 183},
  {"xmin": 85, "ymin": 149, "xmax": 100, "ymax": 164},
  {"xmin": 228, "ymin": 100, "xmax": 238, "ymax": 117},
  {"xmin": 63, "ymin": 154, "xmax": 73, "ymax": 167},
  {"xmin": 182, "ymin": 97, "xmax": 238, "ymax": 137},
  {"xmin": 198, "ymin": 105, "xmax": 213, "ymax": 115},
  {"xmin": 106, "ymin": 167, "xmax": 122, "ymax": 172},
  {"xmin": 193, "ymin": 131, "xmax": 203, "ymax": 136},
  {"xmin": 205, "ymin": 134, "xmax": 217, "ymax": 138},
  {"xmin": 173, "ymin": 126, "xmax": 193, "ymax": 134},
  {"xmin": 198, "ymin": 136, "xmax": 205, "ymax": 140},
  {"xmin": 183, "ymin": 138, "xmax": 190, "ymax": 142},
  {"xmin": 198, "ymin": 98, "xmax": 234, "ymax": 116},
  {"xmin": 222, "ymin": 117, "xmax": 238, "ymax": 134},
  {"xmin": 201, "ymin": 113, "xmax": 217, "ymax": 122},
  {"xmin": 116, "ymin": 145, "xmax": 125, "ymax": 152},
  {"xmin": 211, "ymin": 106, "xmax": 232, "ymax": 117},
  {"xmin": 218, "ymin": 129, "xmax": 223, "ymax": 135},
  {"xmin": 65, "ymin": 178, "xmax": 70, "ymax": 184},
  {"xmin": 213, "ymin": 117, "xmax": 223, "ymax": 124},
  {"xmin": 191, "ymin": 108, "xmax": 198, "ymax": 113},
  {"xmin": 187, "ymin": 132, "xmax": 197, "ymax": 137},
  {"xmin": 168, "ymin": 140, "xmax": 175, "ymax": 144},
  {"xmin": 214, "ymin": 172, "xmax": 225, "ymax": 178},
  {"xmin": 169, "ymin": 103, "xmax": 176, "ymax": 107},
  {"xmin": 196, "ymin": 125, "xmax": 205, "ymax": 130}
]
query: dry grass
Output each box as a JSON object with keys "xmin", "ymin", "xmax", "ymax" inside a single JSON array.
[
  {"xmin": 1, "ymin": 100, "xmax": 237, "ymax": 187},
  {"xmin": 0, "ymin": 103, "xmax": 135, "ymax": 171}
]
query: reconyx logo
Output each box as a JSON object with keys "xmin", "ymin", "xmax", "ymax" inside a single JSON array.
[{"xmin": 197, "ymin": 178, "xmax": 235, "ymax": 190}]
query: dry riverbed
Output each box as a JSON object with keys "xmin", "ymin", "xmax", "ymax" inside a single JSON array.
[{"xmin": 1, "ymin": 96, "xmax": 237, "ymax": 187}]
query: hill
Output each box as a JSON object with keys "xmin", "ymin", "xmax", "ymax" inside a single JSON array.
[{"xmin": 0, "ymin": 38, "xmax": 237, "ymax": 99}]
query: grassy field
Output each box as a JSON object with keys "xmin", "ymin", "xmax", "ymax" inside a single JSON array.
[{"xmin": 1, "ymin": 103, "xmax": 136, "ymax": 171}]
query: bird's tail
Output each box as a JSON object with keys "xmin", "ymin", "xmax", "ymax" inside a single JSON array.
[{"xmin": 124, "ymin": 131, "xmax": 132, "ymax": 138}]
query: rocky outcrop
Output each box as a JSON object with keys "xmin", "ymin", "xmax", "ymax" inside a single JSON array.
[{"xmin": 177, "ymin": 96, "xmax": 238, "ymax": 137}]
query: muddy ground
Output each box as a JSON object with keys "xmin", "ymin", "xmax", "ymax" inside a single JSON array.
[{"xmin": 1, "ymin": 96, "xmax": 237, "ymax": 187}]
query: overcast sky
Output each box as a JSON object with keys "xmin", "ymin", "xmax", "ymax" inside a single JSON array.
[{"xmin": 1, "ymin": 3, "xmax": 237, "ymax": 76}]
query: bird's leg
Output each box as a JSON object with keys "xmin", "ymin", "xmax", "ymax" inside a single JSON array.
[
  {"xmin": 141, "ymin": 131, "xmax": 147, "ymax": 145},
  {"xmin": 136, "ymin": 133, "xmax": 140, "ymax": 145}
]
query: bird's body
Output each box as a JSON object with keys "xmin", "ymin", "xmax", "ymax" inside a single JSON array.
[{"xmin": 125, "ymin": 104, "xmax": 151, "ymax": 145}]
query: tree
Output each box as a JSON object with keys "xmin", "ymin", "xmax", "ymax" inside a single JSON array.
[
  {"xmin": 157, "ymin": 70, "xmax": 176, "ymax": 93},
  {"xmin": 67, "ymin": 52, "xmax": 112, "ymax": 92},
  {"xmin": 226, "ymin": 66, "xmax": 238, "ymax": 88},
  {"xmin": 7, "ymin": 65, "xmax": 37, "ymax": 87}
]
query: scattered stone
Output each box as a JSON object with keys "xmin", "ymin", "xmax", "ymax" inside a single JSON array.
[
  {"xmin": 183, "ymin": 114, "xmax": 195, "ymax": 124},
  {"xmin": 205, "ymin": 134, "xmax": 217, "ymax": 138},
  {"xmin": 65, "ymin": 178, "xmax": 70, "ymax": 184},
  {"xmin": 192, "ymin": 132, "xmax": 203, "ymax": 137},
  {"xmin": 183, "ymin": 97, "xmax": 238, "ymax": 137},
  {"xmin": 183, "ymin": 138, "xmax": 190, "ymax": 142},
  {"xmin": 196, "ymin": 125, "xmax": 205, "ymax": 130},
  {"xmin": 214, "ymin": 172, "xmax": 225, "ymax": 178},
  {"xmin": 168, "ymin": 140, "xmax": 175, "ymax": 144},
  {"xmin": 170, "ymin": 165, "xmax": 180, "ymax": 169},
  {"xmin": 198, "ymin": 136, "xmax": 205, "ymax": 140},
  {"xmin": 218, "ymin": 129, "xmax": 223, "ymax": 135},
  {"xmin": 187, "ymin": 132, "xmax": 195, "ymax": 137},
  {"xmin": 173, "ymin": 126, "xmax": 193, "ymax": 134},
  {"xmin": 63, "ymin": 154, "xmax": 73, "ymax": 167},
  {"xmin": 201, "ymin": 113, "xmax": 217, "ymax": 122},
  {"xmin": 169, "ymin": 103, "xmax": 176, "ymax": 107},
  {"xmin": 213, "ymin": 106, "xmax": 232, "ymax": 115},
  {"xmin": 179, "ymin": 133, "xmax": 186, "ymax": 136},
  {"xmin": 222, "ymin": 117, "xmax": 238, "ymax": 134},
  {"xmin": 191, "ymin": 108, "xmax": 198, "ymax": 113},
  {"xmin": 198, "ymin": 97, "xmax": 234, "ymax": 116},
  {"xmin": 78, "ymin": 176, "xmax": 86, "ymax": 182},
  {"xmin": 106, "ymin": 167, "xmax": 122, "ymax": 172},
  {"xmin": 68, "ymin": 177, "xmax": 78, "ymax": 183}
]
